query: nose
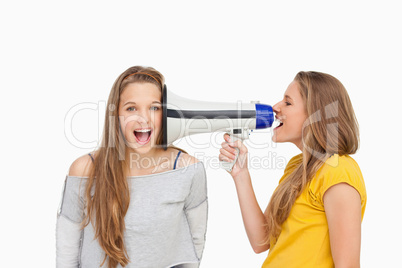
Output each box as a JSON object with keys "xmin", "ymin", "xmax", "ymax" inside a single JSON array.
[
  {"xmin": 137, "ymin": 109, "xmax": 150, "ymax": 125},
  {"xmin": 273, "ymin": 101, "xmax": 281, "ymax": 114}
]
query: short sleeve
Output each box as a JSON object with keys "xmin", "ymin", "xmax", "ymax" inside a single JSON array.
[
  {"xmin": 58, "ymin": 176, "xmax": 87, "ymax": 223},
  {"xmin": 309, "ymin": 155, "xmax": 366, "ymax": 208}
]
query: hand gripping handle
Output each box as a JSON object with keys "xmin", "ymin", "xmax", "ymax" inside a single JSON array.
[{"xmin": 219, "ymin": 129, "xmax": 249, "ymax": 172}]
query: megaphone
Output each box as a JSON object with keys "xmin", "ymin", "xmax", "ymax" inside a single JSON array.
[{"xmin": 162, "ymin": 85, "xmax": 274, "ymax": 172}]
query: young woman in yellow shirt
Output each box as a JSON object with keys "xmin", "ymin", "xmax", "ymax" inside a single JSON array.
[{"xmin": 220, "ymin": 71, "xmax": 366, "ymax": 268}]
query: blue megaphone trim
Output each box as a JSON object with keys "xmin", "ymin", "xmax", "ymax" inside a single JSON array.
[{"xmin": 255, "ymin": 104, "xmax": 274, "ymax": 129}]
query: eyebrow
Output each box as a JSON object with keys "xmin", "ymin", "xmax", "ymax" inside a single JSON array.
[
  {"xmin": 123, "ymin": 101, "xmax": 162, "ymax": 106},
  {"xmin": 285, "ymin": 95, "xmax": 293, "ymax": 100}
]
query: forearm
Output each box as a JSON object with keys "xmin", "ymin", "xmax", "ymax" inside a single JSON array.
[
  {"xmin": 185, "ymin": 199, "xmax": 208, "ymax": 260},
  {"xmin": 233, "ymin": 170, "xmax": 270, "ymax": 253},
  {"xmin": 56, "ymin": 215, "xmax": 82, "ymax": 268}
]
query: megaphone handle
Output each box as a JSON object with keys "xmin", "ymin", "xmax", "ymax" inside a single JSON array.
[{"xmin": 220, "ymin": 134, "xmax": 241, "ymax": 173}]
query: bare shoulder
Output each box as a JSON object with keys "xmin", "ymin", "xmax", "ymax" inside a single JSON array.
[
  {"xmin": 68, "ymin": 153, "xmax": 94, "ymax": 177},
  {"xmin": 177, "ymin": 151, "xmax": 201, "ymax": 168}
]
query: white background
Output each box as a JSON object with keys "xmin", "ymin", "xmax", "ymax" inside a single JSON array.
[{"xmin": 1, "ymin": 0, "xmax": 401, "ymax": 267}]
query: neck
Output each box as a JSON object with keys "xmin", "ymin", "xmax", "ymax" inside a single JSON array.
[
  {"xmin": 124, "ymin": 146, "xmax": 165, "ymax": 170},
  {"xmin": 295, "ymin": 138, "xmax": 304, "ymax": 151}
]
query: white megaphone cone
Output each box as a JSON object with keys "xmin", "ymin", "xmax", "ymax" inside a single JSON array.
[{"xmin": 162, "ymin": 85, "xmax": 274, "ymax": 172}]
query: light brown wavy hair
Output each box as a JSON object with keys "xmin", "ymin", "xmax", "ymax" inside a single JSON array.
[
  {"xmin": 264, "ymin": 71, "xmax": 360, "ymax": 246},
  {"xmin": 82, "ymin": 66, "xmax": 171, "ymax": 267}
]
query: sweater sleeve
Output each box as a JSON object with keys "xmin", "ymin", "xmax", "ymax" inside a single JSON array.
[
  {"xmin": 56, "ymin": 176, "xmax": 86, "ymax": 268},
  {"xmin": 184, "ymin": 162, "xmax": 208, "ymax": 262}
]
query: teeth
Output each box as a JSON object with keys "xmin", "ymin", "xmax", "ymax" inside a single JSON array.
[
  {"xmin": 135, "ymin": 129, "xmax": 151, "ymax": 133},
  {"xmin": 272, "ymin": 118, "xmax": 283, "ymax": 128}
]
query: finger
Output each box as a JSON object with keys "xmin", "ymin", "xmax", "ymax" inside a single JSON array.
[
  {"xmin": 222, "ymin": 139, "xmax": 240, "ymax": 150},
  {"xmin": 223, "ymin": 133, "xmax": 231, "ymax": 142},
  {"xmin": 220, "ymin": 148, "xmax": 236, "ymax": 160},
  {"xmin": 219, "ymin": 154, "xmax": 233, "ymax": 163},
  {"xmin": 221, "ymin": 142, "xmax": 237, "ymax": 154}
]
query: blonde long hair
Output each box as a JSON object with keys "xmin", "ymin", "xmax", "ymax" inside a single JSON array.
[
  {"xmin": 264, "ymin": 71, "xmax": 360, "ymax": 245},
  {"xmin": 83, "ymin": 66, "xmax": 167, "ymax": 267}
]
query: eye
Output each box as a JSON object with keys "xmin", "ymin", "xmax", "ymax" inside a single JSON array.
[
  {"xmin": 285, "ymin": 101, "xmax": 291, "ymax": 106},
  {"xmin": 150, "ymin": 106, "xmax": 160, "ymax": 111},
  {"xmin": 127, "ymin": 107, "xmax": 136, "ymax": 111}
]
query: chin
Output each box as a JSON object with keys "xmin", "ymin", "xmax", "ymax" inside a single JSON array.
[
  {"xmin": 272, "ymin": 135, "xmax": 281, "ymax": 143},
  {"xmin": 133, "ymin": 143, "xmax": 162, "ymax": 154}
]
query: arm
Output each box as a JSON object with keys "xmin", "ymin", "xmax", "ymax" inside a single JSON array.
[
  {"xmin": 233, "ymin": 169, "xmax": 271, "ymax": 253},
  {"xmin": 56, "ymin": 155, "xmax": 92, "ymax": 268},
  {"xmin": 56, "ymin": 212, "xmax": 82, "ymax": 268},
  {"xmin": 323, "ymin": 183, "xmax": 362, "ymax": 268},
  {"xmin": 220, "ymin": 134, "xmax": 270, "ymax": 254},
  {"xmin": 184, "ymin": 200, "xmax": 208, "ymax": 267},
  {"xmin": 183, "ymin": 159, "xmax": 208, "ymax": 265}
]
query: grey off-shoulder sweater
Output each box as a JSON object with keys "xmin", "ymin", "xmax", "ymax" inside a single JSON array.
[{"xmin": 56, "ymin": 162, "xmax": 208, "ymax": 268}]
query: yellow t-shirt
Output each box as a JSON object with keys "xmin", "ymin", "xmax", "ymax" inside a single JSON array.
[{"xmin": 262, "ymin": 154, "xmax": 366, "ymax": 268}]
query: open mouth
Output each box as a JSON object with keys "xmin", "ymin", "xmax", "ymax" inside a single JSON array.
[
  {"xmin": 274, "ymin": 118, "xmax": 283, "ymax": 130},
  {"xmin": 134, "ymin": 128, "xmax": 152, "ymax": 145}
]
